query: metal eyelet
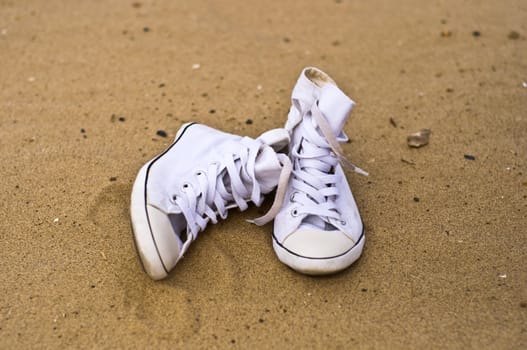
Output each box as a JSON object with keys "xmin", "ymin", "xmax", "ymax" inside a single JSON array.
[
  {"xmin": 182, "ymin": 183, "xmax": 191, "ymax": 191},
  {"xmin": 196, "ymin": 171, "xmax": 203, "ymax": 176},
  {"xmin": 171, "ymin": 195, "xmax": 177, "ymax": 202},
  {"xmin": 340, "ymin": 220, "xmax": 347, "ymax": 226},
  {"xmin": 291, "ymin": 209, "xmax": 299, "ymax": 217}
]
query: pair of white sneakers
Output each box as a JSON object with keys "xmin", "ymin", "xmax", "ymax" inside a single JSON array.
[{"xmin": 130, "ymin": 67, "xmax": 367, "ymax": 280}]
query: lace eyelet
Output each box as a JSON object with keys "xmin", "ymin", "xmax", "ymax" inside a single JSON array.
[
  {"xmin": 196, "ymin": 170, "xmax": 204, "ymax": 176},
  {"xmin": 340, "ymin": 220, "xmax": 346, "ymax": 226},
  {"xmin": 171, "ymin": 195, "xmax": 177, "ymax": 202},
  {"xmin": 290, "ymin": 192, "xmax": 297, "ymax": 203},
  {"xmin": 182, "ymin": 183, "xmax": 191, "ymax": 191},
  {"xmin": 291, "ymin": 209, "xmax": 299, "ymax": 217}
]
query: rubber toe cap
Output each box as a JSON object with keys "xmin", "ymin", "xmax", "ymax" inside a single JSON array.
[
  {"xmin": 281, "ymin": 229, "xmax": 355, "ymax": 259},
  {"xmin": 146, "ymin": 205, "xmax": 183, "ymax": 274}
]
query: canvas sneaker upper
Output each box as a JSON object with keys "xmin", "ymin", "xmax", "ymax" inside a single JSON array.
[
  {"xmin": 271, "ymin": 67, "xmax": 367, "ymax": 275},
  {"xmin": 131, "ymin": 123, "xmax": 291, "ymax": 279}
]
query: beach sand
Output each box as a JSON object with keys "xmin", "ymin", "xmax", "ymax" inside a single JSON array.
[{"xmin": 1, "ymin": 0, "xmax": 526, "ymax": 348}]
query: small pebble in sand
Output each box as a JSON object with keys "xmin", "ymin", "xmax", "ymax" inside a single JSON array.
[
  {"xmin": 389, "ymin": 117, "xmax": 397, "ymax": 127},
  {"xmin": 498, "ymin": 274, "xmax": 507, "ymax": 279},
  {"xmin": 132, "ymin": 2, "xmax": 142, "ymax": 8},
  {"xmin": 464, "ymin": 154, "xmax": 476, "ymax": 160},
  {"xmin": 53, "ymin": 218, "xmax": 59, "ymax": 223},
  {"xmin": 109, "ymin": 177, "xmax": 117, "ymax": 182},
  {"xmin": 413, "ymin": 197, "xmax": 420, "ymax": 202},
  {"xmin": 80, "ymin": 128, "xmax": 86, "ymax": 133},
  {"xmin": 246, "ymin": 119, "xmax": 253, "ymax": 125},
  {"xmin": 401, "ymin": 158, "xmax": 415, "ymax": 165},
  {"xmin": 143, "ymin": 27, "xmax": 150, "ymax": 32},
  {"xmin": 118, "ymin": 116, "xmax": 126, "ymax": 122},
  {"xmin": 209, "ymin": 109, "xmax": 216, "ymax": 114},
  {"xmin": 192, "ymin": 63, "xmax": 201, "ymax": 70},
  {"xmin": 407, "ymin": 129, "xmax": 431, "ymax": 148},
  {"xmin": 508, "ymin": 31, "xmax": 520, "ymax": 40},
  {"xmin": 440, "ymin": 30, "xmax": 452, "ymax": 37},
  {"xmin": 472, "ymin": 30, "xmax": 481, "ymax": 37},
  {"xmin": 156, "ymin": 130, "xmax": 168, "ymax": 138},
  {"xmin": 522, "ymin": 81, "xmax": 527, "ymax": 88}
]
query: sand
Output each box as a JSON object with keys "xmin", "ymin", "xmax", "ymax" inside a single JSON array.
[{"xmin": 1, "ymin": 0, "xmax": 526, "ymax": 348}]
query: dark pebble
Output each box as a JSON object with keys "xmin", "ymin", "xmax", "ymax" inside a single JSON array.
[
  {"xmin": 156, "ymin": 130, "xmax": 168, "ymax": 138},
  {"xmin": 109, "ymin": 177, "xmax": 117, "ymax": 182},
  {"xmin": 413, "ymin": 197, "xmax": 420, "ymax": 202},
  {"xmin": 472, "ymin": 31, "xmax": 481, "ymax": 37},
  {"xmin": 258, "ymin": 318, "xmax": 264, "ymax": 323},
  {"xmin": 209, "ymin": 109, "xmax": 216, "ymax": 114},
  {"xmin": 446, "ymin": 88, "xmax": 454, "ymax": 93},
  {"xmin": 118, "ymin": 116, "xmax": 126, "ymax": 122},
  {"xmin": 80, "ymin": 128, "xmax": 86, "ymax": 133},
  {"xmin": 464, "ymin": 154, "xmax": 476, "ymax": 160},
  {"xmin": 361, "ymin": 288, "xmax": 368, "ymax": 292},
  {"xmin": 245, "ymin": 118, "xmax": 253, "ymax": 125},
  {"xmin": 508, "ymin": 31, "xmax": 520, "ymax": 40},
  {"xmin": 520, "ymin": 302, "xmax": 527, "ymax": 308},
  {"xmin": 283, "ymin": 37, "xmax": 291, "ymax": 43},
  {"xmin": 158, "ymin": 83, "xmax": 165, "ymax": 88},
  {"xmin": 143, "ymin": 27, "xmax": 150, "ymax": 32}
]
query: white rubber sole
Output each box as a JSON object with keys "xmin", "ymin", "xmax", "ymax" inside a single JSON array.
[
  {"xmin": 130, "ymin": 122, "xmax": 194, "ymax": 280},
  {"xmin": 272, "ymin": 230, "xmax": 365, "ymax": 275}
]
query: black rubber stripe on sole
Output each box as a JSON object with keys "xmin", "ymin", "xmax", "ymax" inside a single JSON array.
[{"xmin": 142, "ymin": 122, "xmax": 196, "ymax": 275}]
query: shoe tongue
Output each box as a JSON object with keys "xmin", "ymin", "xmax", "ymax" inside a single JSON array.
[
  {"xmin": 253, "ymin": 145, "xmax": 282, "ymax": 192},
  {"xmin": 291, "ymin": 80, "xmax": 321, "ymax": 116},
  {"xmin": 316, "ymin": 83, "xmax": 355, "ymax": 136},
  {"xmin": 300, "ymin": 215, "xmax": 338, "ymax": 231}
]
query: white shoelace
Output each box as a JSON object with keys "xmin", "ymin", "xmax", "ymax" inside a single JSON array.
[
  {"xmin": 286, "ymin": 102, "xmax": 368, "ymax": 222},
  {"xmin": 172, "ymin": 137, "xmax": 292, "ymax": 237}
]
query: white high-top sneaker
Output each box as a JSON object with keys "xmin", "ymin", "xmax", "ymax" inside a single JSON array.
[
  {"xmin": 272, "ymin": 67, "xmax": 367, "ymax": 275},
  {"xmin": 130, "ymin": 123, "xmax": 291, "ymax": 280}
]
